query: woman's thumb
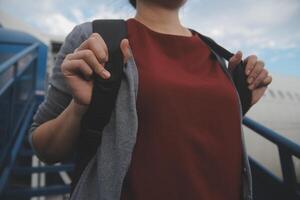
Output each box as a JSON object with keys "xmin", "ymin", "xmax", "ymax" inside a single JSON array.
[
  {"xmin": 228, "ymin": 50, "xmax": 243, "ymax": 71},
  {"xmin": 120, "ymin": 39, "xmax": 132, "ymax": 64}
]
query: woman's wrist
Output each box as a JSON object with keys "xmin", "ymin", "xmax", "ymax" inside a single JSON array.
[{"xmin": 70, "ymin": 99, "xmax": 89, "ymax": 117}]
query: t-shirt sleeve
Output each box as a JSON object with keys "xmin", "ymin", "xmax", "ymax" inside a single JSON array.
[{"xmin": 27, "ymin": 22, "xmax": 93, "ymax": 156}]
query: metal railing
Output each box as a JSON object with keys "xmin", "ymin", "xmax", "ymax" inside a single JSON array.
[
  {"xmin": 0, "ymin": 28, "xmax": 48, "ymax": 195},
  {"xmin": 243, "ymin": 117, "xmax": 300, "ymax": 200}
]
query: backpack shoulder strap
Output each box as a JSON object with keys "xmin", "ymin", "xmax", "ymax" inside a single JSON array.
[
  {"xmin": 81, "ymin": 19, "xmax": 127, "ymax": 134},
  {"xmin": 71, "ymin": 19, "xmax": 127, "ymax": 194},
  {"xmin": 190, "ymin": 29, "xmax": 252, "ymax": 115}
]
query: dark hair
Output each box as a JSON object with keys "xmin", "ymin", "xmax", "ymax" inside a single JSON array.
[{"xmin": 129, "ymin": 0, "xmax": 136, "ymax": 8}]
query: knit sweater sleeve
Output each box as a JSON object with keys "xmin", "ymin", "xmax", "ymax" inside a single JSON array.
[{"xmin": 27, "ymin": 22, "xmax": 93, "ymax": 156}]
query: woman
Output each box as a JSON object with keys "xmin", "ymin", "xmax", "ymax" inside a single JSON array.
[{"xmin": 28, "ymin": 0, "xmax": 272, "ymax": 199}]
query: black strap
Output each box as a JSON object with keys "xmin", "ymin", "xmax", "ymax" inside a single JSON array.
[
  {"xmin": 81, "ymin": 19, "xmax": 127, "ymax": 133},
  {"xmin": 192, "ymin": 30, "xmax": 252, "ymax": 115},
  {"xmin": 71, "ymin": 19, "xmax": 127, "ymax": 194}
]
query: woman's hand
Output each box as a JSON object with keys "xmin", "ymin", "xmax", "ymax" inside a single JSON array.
[
  {"xmin": 228, "ymin": 51, "xmax": 272, "ymax": 106},
  {"xmin": 61, "ymin": 33, "xmax": 132, "ymax": 110}
]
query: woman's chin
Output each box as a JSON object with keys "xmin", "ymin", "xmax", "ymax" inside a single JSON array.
[{"xmin": 143, "ymin": 0, "xmax": 187, "ymax": 10}]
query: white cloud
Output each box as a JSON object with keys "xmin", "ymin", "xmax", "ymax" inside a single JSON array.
[
  {"xmin": 35, "ymin": 13, "xmax": 77, "ymax": 36},
  {"xmin": 1, "ymin": 0, "xmax": 299, "ymax": 52},
  {"xmin": 0, "ymin": 0, "xmax": 135, "ymax": 37},
  {"xmin": 181, "ymin": 0, "xmax": 300, "ymax": 51},
  {"xmin": 71, "ymin": 8, "xmax": 85, "ymax": 24},
  {"xmin": 86, "ymin": 4, "xmax": 132, "ymax": 21}
]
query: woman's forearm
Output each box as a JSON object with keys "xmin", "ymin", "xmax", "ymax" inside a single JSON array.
[{"xmin": 31, "ymin": 99, "xmax": 88, "ymax": 164}]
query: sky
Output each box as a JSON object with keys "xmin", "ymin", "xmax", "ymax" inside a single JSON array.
[{"xmin": 1, "ymin": 0, "xmax": 300, "ymax": 78}]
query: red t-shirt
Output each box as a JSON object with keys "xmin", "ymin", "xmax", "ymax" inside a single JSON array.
[{"xmin": 120, "ymin": 18, "xmax": 243, "ymax": 200}]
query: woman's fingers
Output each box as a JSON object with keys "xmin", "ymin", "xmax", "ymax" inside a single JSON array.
[
  {"xmin": 66, "ymin": 33, "xmax": 132, "ymax": 81},
  {"xmin": 244, "ymin": 55, "xmax": 258, "ymax": 76},
  {"xmin": 228, "ymin": 50, "xmax": 243, "ymax": 71},
  {"xmin": 247, "ymin": 60, "xmax": 264, "ymax": 85},
  {"xmin": 76, "ymin": 32, "xmax": 110, "ymax": 79},
  {"xmin": 66, "ymin": 49, "xmax": 110, "ymax": 79},
  {"xmin": 248, "ymin": 68, "xmax": 268, "ymax": 90},
  {"xmin": 62, "ymin": 59, "xmax": 93, "ymax": 80},
  {"xmin": 77, "ymin": 33, "xmax": 109, "ymax": 63}
]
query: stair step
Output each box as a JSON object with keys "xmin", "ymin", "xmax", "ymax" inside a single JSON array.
[
  {"xmin": 4, "ymin": 185, "xmax": 70, "ymax": 198},
  {"xmin": 12, "ymin": 164, "xmax": 74, "ymax": 175}
]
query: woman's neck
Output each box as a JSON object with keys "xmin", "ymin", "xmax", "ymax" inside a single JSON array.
[{"xmin": 134, "ymin": 1, "xmax": 192, "ymax": 37}]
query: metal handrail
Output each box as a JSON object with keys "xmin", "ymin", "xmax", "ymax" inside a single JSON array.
[
  {"xmin": 0, "ymin": 43, "xmax": 39, "ymax": 142},
  {"xmin": 0, "ymin": 98, "xmax": 37, "ymax": 193},
  {"xmin": 0, "ymin": 29, "xmax": 49, "ymax": 199},
  {"xmin": 243, "ymin": 117, "xmax": 300, "ymax": 158},
  {"xmin": 0, "ymin": 43, "xmax": 39, "ymax": 74},
  {"xmin": 243, "ymin": 116, "xmax": 300, "ymax": 198},
  {"xmin": 0, "ymin": 40, "xmax": 41, "ymax": 196}
]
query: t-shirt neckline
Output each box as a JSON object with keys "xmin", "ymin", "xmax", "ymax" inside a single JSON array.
[{"xmin": 127, "ymin": 17, "xmax": 198, "ymax": 39}]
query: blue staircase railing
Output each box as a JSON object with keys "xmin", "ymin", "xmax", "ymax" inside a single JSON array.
[
  {"xmin": 243, "ymin": 117, "xmax": 300, "ymax": 200},
  {"xmin": 0, "ymin": 28, "xmax": 70, "ymax": 199},
  {"xmin": 0, "ymin": 37, "xmax": 40, "ymax": 189},
  {"xmin": 0, "ymin": 27, "xmax": 74, "ymax": 199},
  {"xmin": 0, "ymin": 27, "xmax": 299, "ymax": 200}
]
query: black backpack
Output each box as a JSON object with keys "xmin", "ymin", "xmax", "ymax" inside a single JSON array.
[{"xmin": 71, "ymin": 19, "xmax": 252, "ymax": 193}]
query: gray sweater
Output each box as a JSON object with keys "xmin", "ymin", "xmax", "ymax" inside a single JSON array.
[{"xmin": 28, "ymin": 21, "xmax": 253, "ymax": 200}]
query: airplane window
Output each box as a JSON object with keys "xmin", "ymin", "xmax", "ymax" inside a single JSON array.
[
  {"xmin": 269, "ymin": 89, "xmax": 276, "ymax": 98},
  {"xmin": 295, "ymin": 93, "xmax": 300, "ymax": 101},
  {"xmin": 278, "ymin": 90, "xmax": 285, "ymax": 99},
  {"xmin": 286, "ymin": 91, "xmax": 294, "ymax": 100}
]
